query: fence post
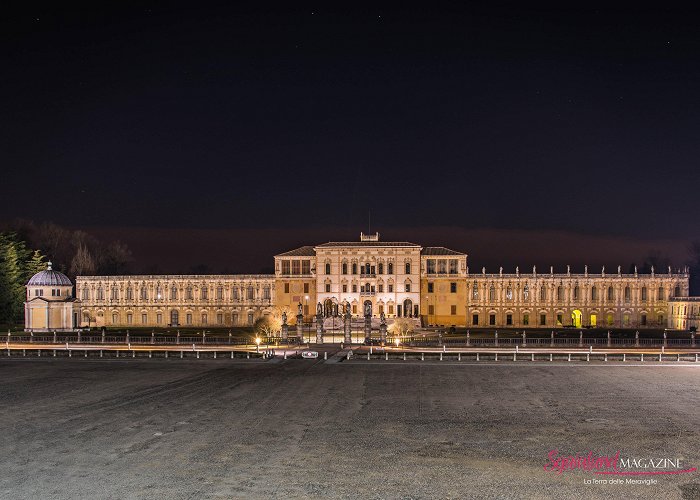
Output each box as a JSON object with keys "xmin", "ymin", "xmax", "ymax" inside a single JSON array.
[
  {"xmin": 550, "ymin": 331, "xmax": 554, "ymax": 347},
  {"xmin": 458, "ymin": 353, "xmax": 461, "ymax": 361},
  {"xmin": 568, "ymin": 353, "xmax": 571, "ymax": 362},
  {"xmin": 440, "ymin": 352, "xmax": 443, "ymax": 361},
  {"xmin": 476, "ymin": 352, "xmax": 479, "ymax": 362},
  {"xmin": 623, "ymin": 353, "xmax": 626, "ymax": 362},
  {"xmin": 641, "ymin": 353, "xmax": 644, "ymax": 362},
  {"xmin": 531, "ymin": 353, "xmax": 534, "ymax": 362},
  {"xmin": 549, "ymin": 353, "xmax": 552, "ymax": 362},
  {"xmin": 495, "ymin": 353, "xmax": 498, "ymax": 361},
  {"xmin": 421, "ymin": 352, "xmax": 424, "ymax": 361}
]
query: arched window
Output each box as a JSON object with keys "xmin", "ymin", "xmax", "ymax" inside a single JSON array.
[
  {"xmin": 557, "ymin": 286, "xmax": 563, "ymax": 301},
  {"xmin": 352, "ymin": 263, "xmax": 357, "ymax": 275},
  {"xmin": 405, "ymin": 262, "xmax": 411, "ymax": 274},
  {"xmin": 140, "ymin": 286, "xmax": 148, "ymax": 300},
  {"xmin": 523, "ymin": 284, "xmax": 529, "ymax": 301},
  {"xmin": 171, "ymin": 286, "xmax": 178, "ymax": 299},
  {"xmin": 506, "ymin": 286, "xmax": 513, "ymax": 301},
  {"xmin": 674, "ymin": 286, "xmax": 681, "ymax": 297},
  {"xmin": 607, "ymin": 286, "xmax": 614, "ymax": 301},
  {"xmin": 489, "ymin": 284, "xmax": 495, "ymax": 301},
  {"xmin": 658, "ymin": 286, "xmax": 664, "ymax": 301},
  {"xmin": 186, "ymin": 286, "xmax": 193, "ymax": 300},
  {"xmin": 170, "ymin": 310, "xmax": 179, "ymax": 326},
  {"xmin": 111, "ymin": 287, "xmax": 119, "ymax": 300},
  {"xmin": 388, "ymin": 262, "xmax": 394, "ymax": 274},
  {"xmin": 641, "ymin": 286, "xmax": 647, "ymax": 301},
  {"xmin": 573, "ymin": 286, "xmax": 580, "ymax": 301},
  {"xmin": 591, "ymin": 286, "xmax": 597, "ymax": 301},
  {"xmin": 342, "ymin": 262, "xmax": 348, "ymax": 275},
  {"xmin": 201, "ymin": 313, "xmax": 207, "ymax": 325},
  {"xmin": 156, "ymin": 286, "xmax": 162, "ymax": 300},
  {"xmin": 216, "ymin": 286, "xmax": 223, "ymax": 300},
  {"xmin": 201, "ymin": 287, "xmax": 208, "ymax": 300},
  {"xmin": 378, "ymin": 262, "xmax": 384, "ymax": 274},
  {"xmin": 325, "ymin": 262, "xmax": 331, "ymax": 275},
  {"xmin": 126, "ymin": 287, "xmax": 133, "ymax": 300},
  {"xmin": 472, "ymin": 280, "xmax": 479, "ymax": 300},
  {"xmin": 247, "ymin": 286, "xmax": 254, "ymax": 300},
  {"xmin": 624, "ymin": 286, "xmax": 631, "ymax": 302}
]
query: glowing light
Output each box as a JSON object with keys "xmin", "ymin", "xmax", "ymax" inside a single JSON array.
[{"xmin": 395, "ymin": 337, "xmax": 400, "ymax": 347}]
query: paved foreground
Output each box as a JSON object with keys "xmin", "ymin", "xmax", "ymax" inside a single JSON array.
[{"xmin": 0, "ymin": 359, "xmax": 699, "ymax": 499}]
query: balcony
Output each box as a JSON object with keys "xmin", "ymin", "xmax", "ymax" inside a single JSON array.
[
  {"xmin": 360, "ymin": 291, "xmax": 376, "ymax": 296},
  {"xmin": 360, "ymin": 273, "xmax": 376, "ymax": 278}
]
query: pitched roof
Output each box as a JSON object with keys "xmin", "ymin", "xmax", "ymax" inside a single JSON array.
[
  {"xmin": 275, "ymin": 246, "xmax": 316, "ymax": 257},
  {"xmin": 421, "ymin": 246, "xmax": 465, "ymax": 256}
]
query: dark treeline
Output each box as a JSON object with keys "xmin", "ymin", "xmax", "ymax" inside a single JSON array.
[
  {"xmin": 4, "ymin": 219, "xmax": 133, "ymax": 279},
  {"xmin": 0, "ymin": 233, "xmax": 46, "ymax": 324}
]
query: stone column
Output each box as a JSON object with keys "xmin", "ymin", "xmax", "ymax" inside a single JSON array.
[
  {"xmin": 296, "ymin": 314, "xmax": 303, "ymax": 342},
  {"xmin": 344, "ymin": 311, "xmax": 351, "ymax": 344},
  {"xmin": 281, "ymin": 322, "xmax": 288, "ymax": 341},
  {"xmin": 379, "ymin": 313, "xmax": 387, "ymax": 345},
  {"xmin": 316, "ymin": 313, "xmax": 323, "ymax": 344}
]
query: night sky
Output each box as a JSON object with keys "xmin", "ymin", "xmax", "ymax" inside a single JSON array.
[{"xmin": 3, "ymin": 5, "xmax": 699, "ymax": 273}]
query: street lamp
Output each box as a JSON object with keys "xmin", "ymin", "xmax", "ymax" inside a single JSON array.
[
  {"xmin": 255, "ymin": 336, "xmax": 261, "ymax": 352},
  {"xmin": 395, "ymin": 336, "xmax": 400, "ymax": 348}
]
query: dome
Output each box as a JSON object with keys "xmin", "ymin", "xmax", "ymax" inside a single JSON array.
[{"xmin": 27, "ymin": 261, "xmax": 72, "ymax": 287}]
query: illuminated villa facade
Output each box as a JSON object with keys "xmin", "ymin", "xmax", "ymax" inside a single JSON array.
[{"xmin": 63, "ymin": 233, "xmax": 692, "ymax": 332}]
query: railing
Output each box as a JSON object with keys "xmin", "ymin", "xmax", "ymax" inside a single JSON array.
[{"xmin": 403, "ymin": 337, "xmax": 697, "ymax": 347}]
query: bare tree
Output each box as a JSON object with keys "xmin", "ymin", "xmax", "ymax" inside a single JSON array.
[{"xmin": 70, "ymin": 243, "xmax": 96, "ymax": 276}]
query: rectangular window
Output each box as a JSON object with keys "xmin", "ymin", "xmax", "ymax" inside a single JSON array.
[
  {"xmin": 449, "ymin": 259, "xmax": 458, "ymax": 274},
  {"xmin": 127, "ymin": 313, "xmax": 133, "ymax": 325},
  {"xmin": 556, "ymin": 313, "xmax": 563, "ymax": 326},
  {"xmin": 405, "ymin": 284, "xmax": 411, "ymax": 292},
  {"xmin": 428, "ymin": 305, "xmax": 435, "ymax": 315},
  {"xmin": 378, "ymin": 305, "xmax": 384, "ymax": 315},
  {"xmin": 302, "ymin": 260, "xmax": 311, "ymax": 274},
  {"xmin": 156, "ymin": 313, "xmax": 162, "ymax": 325},
  {"xmin": 437, "ymin": 260, "xmax": 446, "ymax": 274},
  {"xmin": 186, "ymin": 313, "xmax": 192, "ymax": 325},
  {"xmin": 405, "ymin": 263, "xmax": 411, "ymax": 274},
  {"xmin": 489, "ymin": 314, "xmax": 496, "ymax": 325},
  {"xmin": 376, "ymin": 284, "xmax": 382, "ymax": 293},
  {"xmin": 472, "ymin": 314, "xmax": 479, "ymax": 325},
  {"xmin": 523, "ymin": 313, "xmax": 529, "ymax": 326},
  {"xmin": 342, "ymin": 284, "xmax": 348, "ymax": 293},
  {"xmin": 284, "ymin": 283, "xmax": 290, "ymax": 293},
  {"xmin": 325, "ymin": 284, "xmax": 331, "ymax": 293},
  {"xmin": 388, "ymin": 305, "xmax": 394, "ymax": 314},
  {"xmin": 247, "ymin": 312, "xmax": 254, "ymax": 325},
  {"xmin": 201, "ymin": 288, "xmax": 208, "ymax": 300},
  {"xmin": 506, "ymin": 314, "xmax": 512, "ymax": 325},
  {"xmin": 426, "ymin": 259, "xmax": 436, "ymax": 274},
  {"xmin": 202, "ymin": 314, "xmax": 207, "ymax": 325},
  {"xmin": 450, "ymin": 282, "xmax": 457, "ymax": 293},
  {"xmin": 352, "ymin": 305, "xmax": 357, "ymax": 314},
  {"xmin": 540, "ymin": 314, "xmax": 546, "ymax": 326},
  {"xmin": 342, "ymin": 263, "xmax": 348, "ymax": 274},
  {"xmin": 641, "ymin": 287, "xmax": 647, "ymax": 301},
  {"xmin": 292, "ymin": 260, "xmax": 300, "ymax": 275},
  {"xmin": 141, "ymin": 313, "xmax": 147, "ymax": 324},
  {"xmin": 263, "ymin": 287, "xmax": 270, "ymax": 300},
  {"xmin": 451, "ymin": 305, "xmax": 457, "ymax": 315},
  {"xmin": 641, "ymin": 314, "xmax": 647, "ymax": 326},
  {"xmin": 232, "ymin": 313, "xmax": 238, "ymax": 325},
  {"xmin": 216, "ymin": 287, "xmax": 223, "ymax": 300},
  {"xmin": 352, "ymin": 284, "xmax": 357, "ymax": 293},
  {"xmin": 303, "ymin": 283, "xmax": 309, "ymax": 293},
  {"xmin": 352, "ymin": 263, "xmax": 357, "ymax": 274},
  {"xmin": 427, "ymin": 282, "xmax": 434, "ymax": 293},
  {"xmin": 217, "ymin": 313, "xmax": 223, "ymax": 324},
  {"xmin": 388, "ymin": 262, "xmax": 393, "ymax": 274},
  {"xmin": 388, "ymin": 284, "xmax": 393, "ymax": 293},
  {"xmin": 378, "ymin": 263, "xmax": 384, "ymax": 274},
  {"xmin": 281, "ymin": 260, "xmax": 290, "ymax": 275},
  {"xmin": 247, "ymin": 286, "xmax": 254, "ymax": 300}
]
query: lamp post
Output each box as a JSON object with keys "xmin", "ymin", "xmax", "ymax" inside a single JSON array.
[{"xmin": 255, "ymin": 336, "xmax": 261, "ymax": 353}]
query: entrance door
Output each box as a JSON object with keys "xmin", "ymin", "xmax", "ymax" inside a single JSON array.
[
  {"xmin": 403, "ymin": 299, "xmax": 413, "ymax": 317},
  {"xmin": 571, "ymin": 310, "xmax": 582, "ymax": 328}
]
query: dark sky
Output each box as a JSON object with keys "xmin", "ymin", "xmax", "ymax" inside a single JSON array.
[{"xmin": 2, "ymin": 5, "xmax": 699, "ymax": 272}]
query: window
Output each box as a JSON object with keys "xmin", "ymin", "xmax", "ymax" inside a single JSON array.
[
  {"xmin": 140, "ymin": 287, "xmax": 148, "ymax": 300},
  {"xmin": 342, "ymin": 262, "xmax": 348, "ymax": 274},
  {"xmin": 472, "ymin": 314, "xmax": 479, "ymax": 325},
  {"xmin": 156, "ymin": 313, "xmax": 162, "ymax": 325},
  {"xmin": 388, "ymin": 284, "xmax": 393, "ymax": 293},
  {"xmin": 352, "ymin": 284, "xmax": 357, "ymax": 293},
  {"xmin": 353, "ymin": 305, "xmax": 358, "ymax": 314},
  {"xmin": 623, "ymin": 314, "xmax": 630, "ymax": 326},
  {"xmin": 450, "ymin": 282, "xmax": 457, "ymax": 293},
  {"xmin": 216, "ymin": 287, "xmax": 223, "ymax": 300},
  {"xmin": 427, "ymin": 282, "xmax": 434, "ymax": 293},
  {"xmin": 540, "ymin": 286, "xmax": 546, "ymax": 301},
  {"xmin": 232, "ymin": 313, "xmax": 238, "ymax": 325},
  {"xmin": 506, "ymin": 286, "xmax": 513, "ymax": 300},
  {"xmin": 607, "ymin": 314, "xmax": 614, "ymax": 326},
  {"xmin": 247, "ymin": 312, "xmax": 254, "ymax": 325},
  {"xmin": 170, "ymin": 310, "xmax": 179, "ymax": 326},
  {"xmin": 263, "ymin": 287, "xmax": 271, "ymax": 300},
  {"xmin": 127, "ymin": 313, "xmax": 133, "ymax": 325},
  {"xmin": 523, "ymin": 285, "xmax": 529, "ymax": 301},
  {"xmin": 540, "ymin": 313, "xmax": 546, "ymax": 326},
  {"xmin": 449, "ymin": 259, "xmax": 458, "ymax": 274},
  {"xmin": 624, "ymin": 286, "xmax": 630, "ymax": 303},
  {"xmin": 557, "ymin": 286, "xmax": 563, "ymax": 301},
  {"xmin": 325, "ymin": 284, "xmax": 331, "ymax": 293},
  {"xmin": 437, "ymin": 260, "xmax": 446, "ymax": 274},
  {"xmin": 523, "ymin": 313, "xmax": 529, "ymax": 326},
  {"xmin": 342, "ymin": 284, "xmax": 348, "ymax": 293},
  {"xmin": 641, "ymin": 287, "xmax": 647, "ymax": 301},
  {"xmin": 186, "ymin": 313, "xmax": 192, "ymax": 325},
  {"xmin": 281, "ymin": 260, "xmax": 290, "ymax": 275},
  {"xmin": 674, "ymin": 286, "xmax": 681, "ymax": 297},
  {"xmin": 186, "ymin": 287, "xmax": 193, "ymax": 300},
  {"xmin": 405, "ymin": 283, "xmax": 411, "ymax": 293},
  {"xmin": 451, "ymin": 305, "xmax": 457, "ymax": 315},
  {"xmin": 378, "ymin": 284, "xmax": 383, "ymax": 293},
  {"xmin": 217, "ymin": 313, "xmax": 223, "ymax": 324},
  {"xmin": 81, "ymin": 288, "xmax": 88, "ymax": 300},
  {"xmin": 506, "ymin": 314, "xmax": 512, "ymax": 325},
  {"xmin": 247, "ymin": 286, "xmax": 254, "ymax": 300},
  {"xmin": 489, "ymin": 314, "xmax": 496, "ymax": 325},
  {"xmin": 303, "ymin": 283, "xmax": 309, "ymax": 293},
  {"xmin": 428, "ymin": 305, "xmax": 435, "ymax": 315},
  {"xmin": 202, "ymin": 313, "xmax": 207, "ymax": 325},
  {"xmin": 141, "ymin": 313, "xmax": 147, "ymax": 324},
  {"xmin": 302, "ymin": 260, "xmax": 311, "ymax": 274},
  {"xmin": 426, "ymin": 259, "xmax": 435, "ymax": 274},
  {"xmin": 591, "ymin": 286, "xmax": 597, "ymax": 301},
  {"xmin": 126, "ymin": 287, "xmax": 133, "ymax": 300},
  {"xmin": 201, "ymin": 287, "xmax": 208, "ymax": 300},
  {"xmin": 388, "ymin": 305, "xmax": 394, "ymax": 315},
  {"xmin": 556, "ymin": 313, "xmax": 563, "ymax": 326},
  {"xmin": 352, "ymin": 263, "xmax": 357, "ymax": 274},
  {"xmin": 573, "ymin": 286, "xmax": 580, "ymax": 301},
  {"xmin": 489, "ymin": 285, "xmax": 495, "ymax": 301},
  {"xmin": 641, "ymin": 314, "xmax": 647, "ymax": 326},
  {"xmin": 112, "ymin": 313, "xmax": 118, "ymax": 324},
  {"xmin": 388, "ymin": 262, "xmax": 393, "ymax": 274},
  {"xmin": 472, "ymin": 281, "xmax": 478, "ymax": 300},
  {"xmin": 378, "ymin": 263, "xmax": 384, "ymax": 274},
  {"xmin": 405, "ymin": 263, "xmax": 411, "ymax": 274},
  {"xmin": 607, "ymin": 287, "xmax": 614, "ymax": 301},
  {"xmin": 97, "ymin": 287, "xmax": 104, "ymax": 300},
  {"xmin": 171, "ymin": 286, "xmax": 178, "ymax": 299},
  {"xmin": 156, "ymin": 286, "xmax": 162, "ymax": 300},
  {"xmin": 658, "ymin": 287, "xmax": 664, "ymax": 301},
  {"xmin": 325, "ymin": 262, "xmax": 331, "ymax": 274},
  {"xmin": 292, "ymin": 260, "xmax": 300, "ymax": 275},
  {"xmin": 284, "ymin": 283, "xmax": 290, "ymax": 293},
  {"xmin": 111, "ymin": 288, "xmax": 118, "ymax": 300}
]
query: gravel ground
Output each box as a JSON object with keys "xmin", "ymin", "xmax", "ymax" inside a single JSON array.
[{"xmin": 0, "ymin": 358, "xmax": 698, "ymax": 499}]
